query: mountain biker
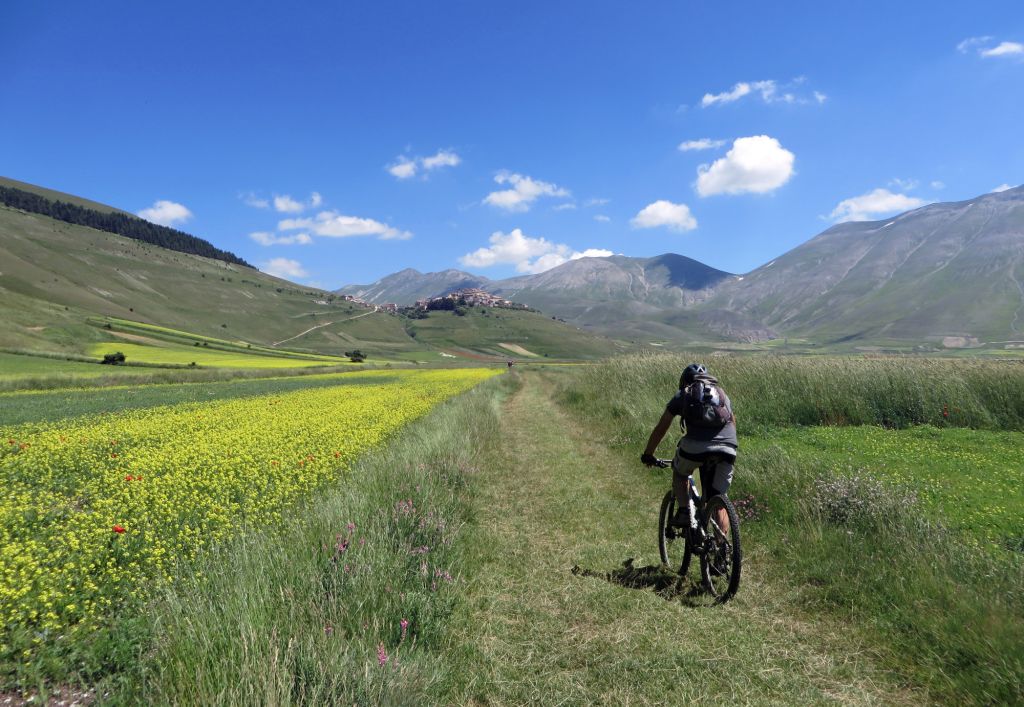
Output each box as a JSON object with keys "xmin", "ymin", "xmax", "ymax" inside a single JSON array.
[{"xmin": 640, "ymin": 363, "xmax": 737, "ymax": 536}]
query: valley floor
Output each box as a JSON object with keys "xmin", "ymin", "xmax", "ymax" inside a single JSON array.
[{"xmin": 436, "ymin": 371, "xmax": 922, "ymax": 704}]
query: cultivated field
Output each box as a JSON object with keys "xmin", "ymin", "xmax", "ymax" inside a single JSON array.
[
  {"xmin": 0, "ymin": 367, "xmax": 498, "ymax": 691},
  {"xmin": 1, "ymin": 353, "xmax": 1021, "ymax": 704}
]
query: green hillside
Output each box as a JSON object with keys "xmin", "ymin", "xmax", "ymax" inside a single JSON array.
[
  {"xmin": 0, "ymin": 191, "xmax": 621, "ymax": 366},
  {"xmin": 0, "ymin": 203, "xmax": 367, "ymax": 354}
]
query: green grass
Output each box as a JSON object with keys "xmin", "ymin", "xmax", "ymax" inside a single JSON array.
[
  {"xmin": 559, "ymin": 353, "xmax": 1024, "ymax": 703},
  {"xmin": 405, "ymin": 307, "xmax": 623, "ymax": 359},
  {"xmin": 759, "ymin": 425, "xmax": 1024, "ymax": 544},
  {"xmin": 0, "ymin": 352, "xmax": 121, "ymax": 380},
  {"xmin": 98, "ymin": 373, "xmax": 514, "ymax": 704},
  {"xmin": 85, "ymin": 341, "xmax": 353, "ymax": 369}
]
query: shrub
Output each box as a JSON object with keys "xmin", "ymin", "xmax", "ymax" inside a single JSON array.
[{"xmin": 100, "ymin": 352, "xmax": 126, "ymax": 365}]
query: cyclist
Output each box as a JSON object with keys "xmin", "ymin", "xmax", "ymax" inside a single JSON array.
[{"xmin": 640, "ymin": 363, "xmax": 737, "ymax": 537}]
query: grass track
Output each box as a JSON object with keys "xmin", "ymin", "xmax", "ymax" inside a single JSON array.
[{"xmin": 438, "ymin": 371, "xmax": 920, "ymax": 704}]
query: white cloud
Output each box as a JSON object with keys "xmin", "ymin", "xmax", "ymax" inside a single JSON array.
[
  {"xmin": 888, "ymin": 177, "xmax": 919, "ymax": 191},
  {"xmin": 678, "ymin": 138, "xmax": 726, "ymax": 152},
  {"xmin": 959, "ymin": 36, "xmax": 1024, "ymax": 59},
  {"xmin": 829, "ymin": 188, "xmax": 927, "ymax": 223},
  {"xmin": 931, "ymin": 180, "xmax": 946, "ymax": 190},
  {"xmin": 992, "ymin": 184, "xmax": 1014, "ymax": 193},
  {"xmin": 630, "ymin": 200, "xmax": 697, "ymax": 232},
  {"xmin": 957, "ymin": 36, "xmax": 993, "ymax": 53},
  {"xmin": 701, "ymin": 82, "xmax": 754, "ymax": 107},
  {"xmin": 388, "ymin": 149, "xmax": 461, "ymax": 180},
  {"xmin": 240, "ymin": 192, "xmax": 270, "ymax": 209},
  {"xmin": 310, "ymin": 192, "xmax": 323, "ymax": 207},
  {"xmin": 279, "ymin": 210, "xmax": 411, "ymax": 240},
  {"xmin": 584, "ymin": 197, "xmax": 609, "ymax": 207},
  {"xmin": 553, "ymin": 202, "xmax": 577, "ymax": 211},
  {"xmin": 250, "ymin": 231, "xmax": 313, "ymax": 246},
  {"xmin": 261, "ymin": 257, "xmax": 309, "ymax": 280},
  {"xmin": 273, "ymin": 195, "xmax": 305, "ymax": 213},
  {"xmin": 483, "ymin": 171, "xmax": 570, "ymax": 212},
  {"xmin": 696, "ymin": 135, "xmax": 796, "ymax": 197},
  {"xmin": 137, "ymin": 200, "xmax": 192, "ymax": 227},
  {"xmin": 421, "ymin": 150, "xmax": 461, "ymax": 170},
  {"xmin": 458, "ymin": 228, "xmax": 608, "ymax": 274},
  {"xmin": 700, "ymin": 79, "xmax": 825, "ymax": 108},
  {"xmin": 980, "ymin": 41, "xmax": 1023, "ymax": 57},
  {"xmin": 388, "ymin": 158, "xmax": 418, "ymax": 180},
  {"xmin": 594, "ymin": 214, "xmax": 611, "ymax": 222},
  {"xmin": 572, "ymin": 248, "xmax": 614, "ymax": 259}
]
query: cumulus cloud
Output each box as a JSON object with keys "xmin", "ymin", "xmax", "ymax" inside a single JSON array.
[
  {"xmin": 483, "ymin": 171, "xmax": 570, "ymax": 212},
  {"xmin": 957, "ymin": 36, "xmax": 993, "ymax": 53},
  {"xmin": 889, "ymin": 177, "xmax": 919, "ymax": 191},
  {"xmin": 421, "ymin": 150, "xmax": 461, "ymax": 170},
  {"xmin": 261, "ymin": 257, "xmax": 309, "ymax": 280},
  {"xmin": 696, "ymin": 135, "xmax": 795, "ymax": 196},
  {"xmin": 250, "ymin": 231, "xmax": 313, "ymax": 246},
  {"xmin": 630, "ymin": 200, "xmax": 697, "ymax": 232},
  {"xmin": 678, "ymin": 138, "xmax": 726, "ymax": 152},
  {"xmin": 458, "ymin": 228, "xmax": 609, "ymax": 274},
  {"xmin": 137, "ymin": 200, "xmax": 192, "ymax": 227},
  {"xmin": 829, "ymin": 188, "xmax": 927, "ymax": 223},
  {"xmin": 959, "ymin": 36, "xmax": 1024, "ymax": 58},
  {"xmin": 240, "ymin": 192, "xmax": 270, "ymax": 209},
  {"xmin": 271, "ymin": 193, "xmax": 323, "ymax": 213},
  {"xmin": 388, "ymin": 158, "xmax": 418, "ymax": 180},
  {"xmin": 981, "ymin": 41, "xmax": 1024, "ymax": 57},
  {"xmin": 992, "ymin": 184, "xmax": 1014, "ymax": 193},
  {"xmin": 387, "ymin": 149, "xmax": 461, "ymax": 179},
  {"xmin": 700, "ymin": 79, "xmax": 824, "ymax": 107},
  {"xmin": 279, "ymin": 210, "xmax": 412, "ymax": 240}
]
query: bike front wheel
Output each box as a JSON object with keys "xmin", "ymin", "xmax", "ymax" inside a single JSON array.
[
  {"xmin": 699, "ymin": 494, "xmax": 742, "ymax": 602},
  {"xmin": 658, "ymin": 490, "xmax": 692, "ymax": 576}
]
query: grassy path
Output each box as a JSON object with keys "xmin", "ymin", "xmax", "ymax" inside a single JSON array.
[{"xmin": 441, "ymin": 371, "xmax": 921, "ymax": 704}]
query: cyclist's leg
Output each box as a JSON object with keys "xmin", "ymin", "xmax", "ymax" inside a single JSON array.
[
  {"xmin": 671, "ymin": 454, "xmax": 700, "ymax": 527},
  {"xmin": 700, "ymin": 457, "xmax": 735, "ymax": 534}
]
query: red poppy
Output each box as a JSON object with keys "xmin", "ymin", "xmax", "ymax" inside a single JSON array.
[
  {"xmin": 125, "ymin": 475, "xmax": 134, "ymax": 482},
  {"xmin": 112, "ymin": 525, "xmax": 126, "ymax": 533}
]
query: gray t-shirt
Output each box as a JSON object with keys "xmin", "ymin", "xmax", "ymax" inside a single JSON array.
[{"xmin": 666, "ymin": 382, "xmax": 738, "ymax": 449}]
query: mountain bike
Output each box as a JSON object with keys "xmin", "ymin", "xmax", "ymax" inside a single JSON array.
[{"xmin": 652, "ymin": 458, "xmax": 742, "ymax": 602}]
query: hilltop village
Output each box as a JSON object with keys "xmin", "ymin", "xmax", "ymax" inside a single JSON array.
[{"xmin": 337, "ymin": 288, "xmax": 529, "ymax": 315}]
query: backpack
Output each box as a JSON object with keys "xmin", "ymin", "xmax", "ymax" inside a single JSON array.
[{"xmin": 682, "ymin": 380, "xmax": 732, "ymax": 428}]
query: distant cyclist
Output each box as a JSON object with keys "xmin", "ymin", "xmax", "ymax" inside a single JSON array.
[{"xmin": 641, "ymin": 363, "xmax": 737, "ymax": 535}]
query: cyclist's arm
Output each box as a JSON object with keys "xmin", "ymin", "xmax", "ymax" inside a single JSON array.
[{"xmin": 643, "ymin": 409, "xmax": 675, "ymax": 457}]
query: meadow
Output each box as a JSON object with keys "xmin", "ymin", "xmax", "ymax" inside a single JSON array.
[
  {"xmin": 85, "ymin": 341, "xmax": 351, "ymax": 369},
  {"xmin": 560, "ymin": 353, "xmax": 1024, "ymax": 703},
  {"xmin": 0, "ymin": 367, "xmax": 499, "ymax": 690}
]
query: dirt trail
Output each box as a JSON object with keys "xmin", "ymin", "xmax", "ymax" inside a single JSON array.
[
  {"xmin": 445, "ymin": 371, "xmax": 920, "ymax": 704},
  {"xmin": 271, "ymin": 310, "xmax": 375, "ymax": 347}
]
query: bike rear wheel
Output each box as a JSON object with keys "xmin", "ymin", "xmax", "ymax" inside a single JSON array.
[
  {"xmin": 658, "ymin": 490, "xmax": 692, "ymax": 576},
  {"xmin": 699, "ymin": 494, "xmax": 742, "ymax": 602}
]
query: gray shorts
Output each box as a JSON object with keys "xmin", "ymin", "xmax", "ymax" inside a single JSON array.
[{"xmin": 672, "ymin": 449, "xmax": 735, "ymax": 499}]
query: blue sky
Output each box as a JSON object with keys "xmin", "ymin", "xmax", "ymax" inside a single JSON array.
[{"xmin": 2, "ymin": 1, "xmax": 1022, "ymax": 288}]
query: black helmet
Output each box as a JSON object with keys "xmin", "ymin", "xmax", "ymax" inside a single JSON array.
[{"xmin": 680, "ymin": 363, "xmax": 707, "ymax": 388}]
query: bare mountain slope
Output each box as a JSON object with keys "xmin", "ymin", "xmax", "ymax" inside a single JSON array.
[{"xmin": 709, "ymin": 185, "xmax": 1024, "ymax": 342}]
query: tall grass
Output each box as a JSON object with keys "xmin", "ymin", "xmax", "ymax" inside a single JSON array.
[
  {"xmin": 567, "ymin": 352, "xmax": 1024, "ymax": 442},
  {"xmin": 103, "ymin": 373, "xmax": 515, "ymax": 704},
  {"xmin": 561, "ymin": 353, "xmax": 1024, "ymax": 704}
]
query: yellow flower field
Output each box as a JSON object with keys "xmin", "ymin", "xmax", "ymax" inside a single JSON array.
[{"xmin": 0, "ymin": 368, "xmax": 498, "ymax": 654}]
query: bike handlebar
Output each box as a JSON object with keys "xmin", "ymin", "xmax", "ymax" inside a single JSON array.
[{"xmin": 651, "ymin": 458, "xmax": 671, "ymax": 469}]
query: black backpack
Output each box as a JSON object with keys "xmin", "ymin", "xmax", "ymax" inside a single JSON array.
[{"xmin": 682, "ymin": 380, "xmax": 732, "ymax": 428}]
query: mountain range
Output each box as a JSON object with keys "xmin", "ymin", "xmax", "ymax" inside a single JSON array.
[{"xmin": 340, "ymin": 185, "xmax": 1024, "ymax": 346}]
